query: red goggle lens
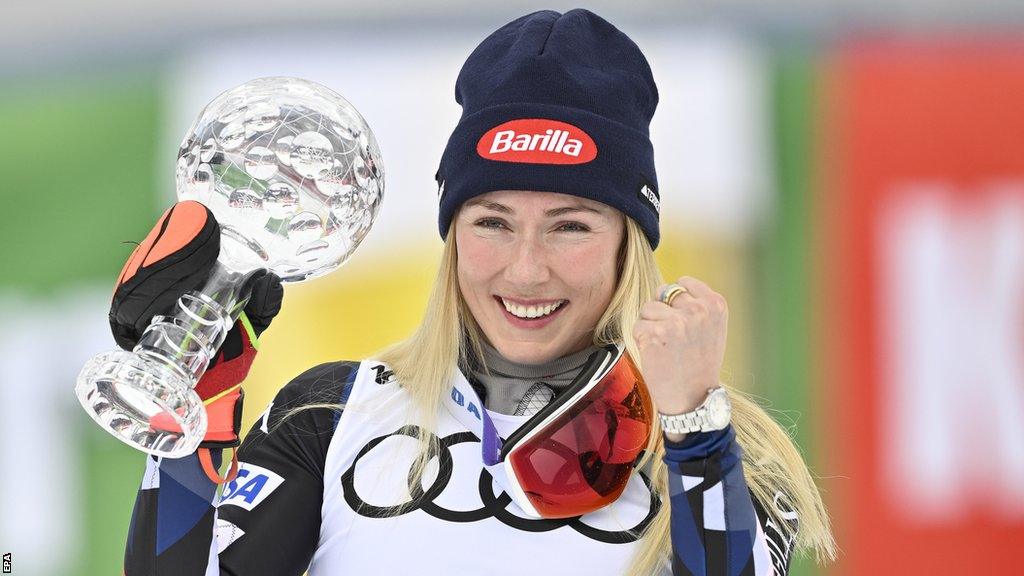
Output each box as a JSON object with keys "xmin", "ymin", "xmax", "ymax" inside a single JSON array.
[{"xmin": 507, "ymin": 353, "xmax": 652, "ymax": 518}]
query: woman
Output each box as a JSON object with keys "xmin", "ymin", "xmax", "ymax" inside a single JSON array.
[{"xmin": 117, "ymin": 9, "xmax": 835, "ymax": 575}]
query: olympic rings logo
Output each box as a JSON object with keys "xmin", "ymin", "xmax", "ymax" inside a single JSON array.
[{"xmin": 340, "ymin": 425, "xmax": 661, "ymax": 544}]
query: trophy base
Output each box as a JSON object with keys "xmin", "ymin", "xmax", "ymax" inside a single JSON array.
[{"xmin": 76, "ymin": 349, "xmax": 207, "ymax": 458}]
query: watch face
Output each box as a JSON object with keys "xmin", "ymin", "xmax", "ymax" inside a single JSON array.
[{"xmin": 705, "ymin": 390, "xmax": 732, "ymax": 429}]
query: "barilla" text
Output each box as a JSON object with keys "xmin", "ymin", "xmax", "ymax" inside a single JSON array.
[{"xmin": 489, "ymin": 129, "xmax": 583, "ymax": 157}]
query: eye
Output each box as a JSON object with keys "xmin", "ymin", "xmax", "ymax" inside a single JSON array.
[
  {"xmin": 555, "ymin": 221, "xmax": 590, "ymax": 233},
  {"xmin": 474, "ymin": 217, "xmax": 508, "ymax": 230}
]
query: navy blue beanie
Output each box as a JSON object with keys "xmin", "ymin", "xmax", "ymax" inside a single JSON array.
[{"xmin": 436, "ymin": 8, "xmax": 661, "ymax": 248}]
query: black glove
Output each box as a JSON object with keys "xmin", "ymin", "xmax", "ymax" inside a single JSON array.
[
  {"xmin": 110, "ymin": 200, "xmax": 282, "ymax": 349},
  {"xmin": 108, "ymin": 200, "xmax": 283, "ymax": 453}
]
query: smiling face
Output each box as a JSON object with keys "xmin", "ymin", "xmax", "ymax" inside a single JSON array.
[{"xmin": 454, "ymin": 190, "xmax": 625, "ymax": 365}]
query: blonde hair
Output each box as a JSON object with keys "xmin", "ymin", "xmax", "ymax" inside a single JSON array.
[{"xmin": 367, "ymin": 216, "xmax": 836, "ymax": 573}]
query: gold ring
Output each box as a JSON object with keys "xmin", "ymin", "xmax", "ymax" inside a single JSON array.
[{"xmin": 660, "ymin": 284, "xmax": 688, "ymax": 306}]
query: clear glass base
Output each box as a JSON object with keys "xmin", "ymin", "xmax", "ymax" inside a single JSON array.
[
  {"xmin": 76, "ymin": 262, "xmax": 240, "ymax": 458},
  {"xmin": 75, "ymin": 349, "xmax": 207, "ymax": 458}
]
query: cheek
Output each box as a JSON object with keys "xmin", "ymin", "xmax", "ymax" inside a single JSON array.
[
  {"xmin": 455, "ymin": 229, "xmax": 499, "ymax": 296},
  {"xmin": 561, "ymin": 244, "xmax": 619, "ymax": 303}
]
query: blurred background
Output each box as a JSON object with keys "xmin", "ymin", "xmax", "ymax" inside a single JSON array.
[{"xmin": 1, "ymin": 1, "xmax": 1022, "ymax": 574}]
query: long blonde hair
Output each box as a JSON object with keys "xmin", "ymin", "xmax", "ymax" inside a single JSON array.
[{"xmin": 372, "ymin": 216, "xmax": 836, "ymax": 574}]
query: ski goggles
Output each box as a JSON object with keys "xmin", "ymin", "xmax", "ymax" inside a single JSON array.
[{"xmin": 446, "ymin": 344, "xmax": 653, "ymax": 519}]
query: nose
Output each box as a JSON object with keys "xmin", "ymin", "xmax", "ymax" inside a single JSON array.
[{"xmin": 503, "ymin": 234, "xmax": 550, "ymax": 287}]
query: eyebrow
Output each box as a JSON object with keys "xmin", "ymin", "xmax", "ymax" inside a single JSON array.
[{"xmin": 466, "ymin": 199, "xmax": 604, "ymax": 217}]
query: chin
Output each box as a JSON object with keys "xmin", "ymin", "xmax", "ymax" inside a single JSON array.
[{"xmin": 491, "ymin": 339, "xmax": 566, "ymax": 366}]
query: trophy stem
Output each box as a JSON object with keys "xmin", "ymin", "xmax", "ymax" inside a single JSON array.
[{"xmin": 134, "ymin": 261, "xmax": 250, "ymax": 385}]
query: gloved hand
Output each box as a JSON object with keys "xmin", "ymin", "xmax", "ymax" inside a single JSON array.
[{"xmin": 109, "ymin": 200, "xmax": 283, "ymax": 477}]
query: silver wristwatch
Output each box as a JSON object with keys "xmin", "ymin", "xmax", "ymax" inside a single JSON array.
[{"xmin": 658, "ymin": 387, "xmax": 732, "ymax": 434}]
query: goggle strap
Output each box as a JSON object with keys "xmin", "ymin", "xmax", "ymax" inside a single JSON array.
[
  {"xmin": 632, "ymin": 449, "xmax": 647, "ymax": 469},
  {"xmin": 446, "ymin": 371, "xmax": 503, "ymax": 465},
  {"xmin": 481, "ymin": 409, "xmax": 501, "ymax": 466}
]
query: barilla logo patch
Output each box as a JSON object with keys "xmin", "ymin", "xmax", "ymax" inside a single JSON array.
[{"xmin": 477, "ymin": 119, "xmax": 597, "ymax": 165}]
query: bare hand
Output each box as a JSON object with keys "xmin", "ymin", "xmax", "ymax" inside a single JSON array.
[{"xmin": 632, "ymin": 276, "xmax": 729, "ymax": 420}]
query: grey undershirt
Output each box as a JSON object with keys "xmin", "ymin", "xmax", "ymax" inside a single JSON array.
[{"xmin": 470, "ymin": 341, "xmax": 600, "ymax": 416}]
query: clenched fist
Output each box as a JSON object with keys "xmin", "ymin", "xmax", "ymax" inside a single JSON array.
[{"xmin": 632, "ymin": 276, "xmax": 729, "ymax": 435}]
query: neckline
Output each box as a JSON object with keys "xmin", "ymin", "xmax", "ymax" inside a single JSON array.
[
  {"xmin": 476, "ymin": 340, "xmax": 599, "ymax": 380},
  {"xmin": 484, "ymin": 408, "xmax": 532, "ymax": 422}
]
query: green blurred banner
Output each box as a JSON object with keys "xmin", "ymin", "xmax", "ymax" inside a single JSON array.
[{"xmin": 0, "ymin": 69, "xmax": 161, "ymax": 576}]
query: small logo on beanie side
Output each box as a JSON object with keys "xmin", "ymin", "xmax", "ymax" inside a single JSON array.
[
  {"xmin": 477, "ymin": 119, "xmax": 597, "ymax": 165},
  {"xmin": 637, "ymin": 179, "xmax": 660, "ymax": 214}
]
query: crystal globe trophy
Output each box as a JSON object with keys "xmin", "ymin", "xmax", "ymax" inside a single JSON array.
[{"xmin": 75, "ymin": 77, "xmax": 384, "ymax": 458}]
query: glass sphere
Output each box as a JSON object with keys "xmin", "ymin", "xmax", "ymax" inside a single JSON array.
[{"xmin": 176, "ymin": 77, "xmax": 384, "ymax": 282}]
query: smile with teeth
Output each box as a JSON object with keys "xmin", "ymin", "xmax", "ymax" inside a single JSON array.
[{"xmin": 500, "ymin": 297, "xmax": 567, "ymax": 319}]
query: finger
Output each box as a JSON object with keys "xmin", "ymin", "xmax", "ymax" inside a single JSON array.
[
  {"xmin": 244, "ymin": 272, "xmax": 284, "ymax": 336},
  {"xmin": 240, "ymin": 268, "xmax": 269, "ymax": 296},
  {"xmin": 675, "ymin": 276, "xmax": 713, "ymax": 299},
  {"xmin": 632, "ymin": 318, "xmax": 667, "ymax": 347},
  {"xmin": 675, "ymin": 277, "xmax": 728, "ymax": 315},
  {"xmin": 654, "ymin": 283, "xmax": 692, "ymax": 305},
  {"xmin": 654, "ymin": 284, "xmax": 697, "ymax": 313},
  {"xmin": 639, "ymin": 300, "xmax": 677, "ymax": 320}
]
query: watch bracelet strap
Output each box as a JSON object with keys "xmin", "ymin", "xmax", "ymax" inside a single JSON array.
[
  {"xmin": 657, "ymin": 386, "xmax": 730, "ymax": 434},
  {"xmin": 658, "ymin": 409, "xmax": 707, "ymax": 434}
]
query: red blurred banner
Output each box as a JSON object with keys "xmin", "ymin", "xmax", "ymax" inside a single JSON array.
[{"xmin": 819, "ymin": 41, "xmax": 1024, "ymax": 574}]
